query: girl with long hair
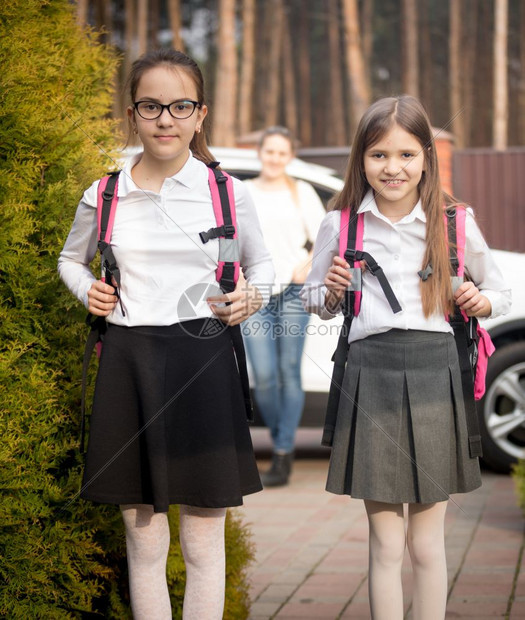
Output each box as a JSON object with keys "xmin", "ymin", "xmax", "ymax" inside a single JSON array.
[{"xmin": 302, "ymin": 95, "xmax": 511, "ymax": 619}]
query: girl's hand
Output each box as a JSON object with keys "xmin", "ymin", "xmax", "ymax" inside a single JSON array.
[
  {"xmin": 324, "ymin": 256, "xmax": 351, "ymax": 312},
  {"xmin": 454, "ymin": 281, "xmax": 492, "ymax": 317},
  {"xmin": 207, "ymin": 276, "xmax": 263, "ymax": 326},
  {"xmin": 87, "ymin": 280, "xmax": 118, "ymax": 316},
  {"xmin": 292, "ymin": 253, "xmax": 313, "ymax": 284}
]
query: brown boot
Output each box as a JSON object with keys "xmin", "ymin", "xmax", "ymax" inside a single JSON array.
[{"xmin": 261, "ymin": 452, "xmax": 294, "ymax": 487}]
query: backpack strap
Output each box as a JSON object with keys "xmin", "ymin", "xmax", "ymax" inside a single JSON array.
[
  {"xmin": 340, "ymin": 210, "xmax": 401, "ymax": 315},
  {"xmin": 323, "ymin": 208, "xmax": 403, "ymax": 446},
  {"xmin": 80, "ymin": 172, "xmax": 121, "ymax": 453},
  {"xmin": 339, "ymin": 209, "xmax": 364, "ymax": 317},
  {"xmin": 199, "ymin": 164, "xmax": 240, "ymax": 294},
  {"xmin": 96, "ymin": 172, "xmax": 122, "ymax": 292},
  {"xmin": 200, "ymin": 163, "xmax": 251, "ymax": 418},
  {"xmin": 322, "ymin": 209, "xmax": 359, "ymax": 446},
  {"xmin": 445, "ymin": 207, "xmax": 483, "ymax": 458}
]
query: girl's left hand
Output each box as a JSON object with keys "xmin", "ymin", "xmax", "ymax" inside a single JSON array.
[
  {"xmin": 291, "ymin": 253, "xmax": 313, "ymax": 284},
  {"xmin": 454, "ymin": 281, "xmax": 492, "ymax": 317},
  {"xmin": 207, "ymin": 275, "xmax": 263, "ymax": 326}
]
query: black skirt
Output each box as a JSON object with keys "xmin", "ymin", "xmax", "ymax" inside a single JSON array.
[
  {"xmin": 326, "ymin": 329, "xmax": 481, "ymax": 504},
  {"xmin": 81, "ymin": 319, "xmax": 262, "ymax": 512}
]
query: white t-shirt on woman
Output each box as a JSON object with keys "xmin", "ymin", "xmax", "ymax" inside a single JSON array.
[{"xmin": 244, "ymin": 179, "xmax": 326, "ymax": 295}]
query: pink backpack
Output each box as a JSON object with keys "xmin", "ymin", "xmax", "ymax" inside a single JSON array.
[
  {"xmin": 445, "ymin": 207, "xmax": 495, "ymax": 400},
  {"xmin": 324, "ymin": 206, "xmax": 494, "ymax": 458},
  {"xmin": 80, "ymin": 164, "xmax": 248, "ymax": 451}
]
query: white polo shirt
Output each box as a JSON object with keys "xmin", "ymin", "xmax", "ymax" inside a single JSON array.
[
  {"xmin": 302, "ymin": 190, "xmax": 512, "ymax": 343},
  {"xmin": 58, "ymin": 153, "xmax": 275, "ymax": 326}
]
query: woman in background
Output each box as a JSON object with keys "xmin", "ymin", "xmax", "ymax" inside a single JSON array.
[{"xmin": 242, "ymin": 126, "xmax": 325, "ymax": 487}]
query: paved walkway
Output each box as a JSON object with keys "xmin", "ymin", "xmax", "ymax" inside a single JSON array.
[{"xmin": 238, "ymin": 431, "xmax": 525, "ymax": 619}]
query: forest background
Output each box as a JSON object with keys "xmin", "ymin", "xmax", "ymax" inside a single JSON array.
[{"xmin": 77, "ymin": 0, "xmax": 523, "ymax": 151}]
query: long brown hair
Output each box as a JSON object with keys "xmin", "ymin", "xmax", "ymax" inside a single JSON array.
[
  {"xmin": 332, "ymin": 95, "xmax": 456, "ymax": 317},
  {"xmin": 126, "ymin": 49, "xmax": 215, "ymax": 165}
]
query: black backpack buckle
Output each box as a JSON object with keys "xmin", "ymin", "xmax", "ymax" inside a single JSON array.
[{"xmin": 345, "ymin": 249, "xmax": 365, "ymax": 263}]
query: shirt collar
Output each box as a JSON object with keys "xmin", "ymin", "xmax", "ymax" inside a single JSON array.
[
  {"xmin": 357, "ymin": 188, "xmax": 426, "ymax": 223},
  {"xmin": 117, "ymin": 151, "xmax": 142, "ymax": 197},
  {"xmin": 172, "ymin": 151, "xmax": 200, "ymax": 189},
  {"xmin": 117, "ymin": 150, "xmax": 200, "ymax": 196}
]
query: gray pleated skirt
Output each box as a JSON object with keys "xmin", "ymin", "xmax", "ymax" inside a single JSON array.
[{"xmin": 326, "ymin": 329, "xmax": 481, "ymax": 504}]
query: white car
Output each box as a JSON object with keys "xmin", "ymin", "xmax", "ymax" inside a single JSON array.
[{"xmin": 123, "ymin": 146, "xmax": 525, "ymax": 472}]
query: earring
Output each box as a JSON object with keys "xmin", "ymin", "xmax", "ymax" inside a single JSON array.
[
  {"xmin": 133, "ymin": 125, "xmax": 138, "ymax": 134},
  {"xmin": 196, "ymin": 126, "xmax": 201, "ymax": 134}
]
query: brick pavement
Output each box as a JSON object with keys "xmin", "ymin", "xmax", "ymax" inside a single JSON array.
[{"xmin": 238, "ymin": 432, "xmax": 525, "ymax": 620}]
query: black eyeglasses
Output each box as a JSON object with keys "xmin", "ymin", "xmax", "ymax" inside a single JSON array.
[{"xmin": 134, "ymin": 100, "xmax": 201, "ymax": 120}]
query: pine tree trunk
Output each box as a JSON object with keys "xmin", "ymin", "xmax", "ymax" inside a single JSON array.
[
  {"xmin": 361, "ymin": 0, "xmax": 373, "ymax": 82},
  {"xmin": 419, "ymin": 0, "xmax": 433, "ymax": 118},
  {"xmin": 520, "ymin": 1, "xmax": 525, "ymax": 145},
  {"xmin": 461, "ymin": 0, "xmax": 478, "ymax": 146},
  {"xmin": 168, "ymin": 0, "xmax": 184, "ymax": 51},
  {"xmin": 472, "ymin": 0, "xmax": 492, "ymax": 146},
  {"xmin": 149, "ymin": 0, "xmax": 160, "ymax": 48},
  {"xmin": 298, "ymin": 0, "xmax": 312, "ymax": 145},
  {"xmin": 76, "ymin": 0, "xmax": 88, "ymax": 26},
  {"xmin": 238, "ymin": 0, "xmax": 255, "ymax": 135},
  {"xmin": 92, "ymin": 0, "xmax": 112, "ymax": 44},
  {"xmin": 264, "ymin": 0, "xmax": 284, "ymax": 127},
  {"xmin": 213, "ymin": 0, "xmax": 238, "ymax": 146},
  {"xmin": 253, "ymin": 2, "xmax": 270, "ymax": 129},
  {"xmin": 401, "ymin": 0, "xmax": 419, "ymax": 97},
  {"xmin": 281, "ymin": 7, "xmax": 298, "ymax": 137},
  {"xmin": 137, "ymin": 0, "xmax": 148, "ymax": 56},
  {"xmin": 124, "ymin": 0, "xmax": 136, "ymax": 73},
  {"xmin": 449, "ymin": 0, "xmax": 464, "ymax": 147},
  {"xmin": 493, "ymin": 0, "xmax": 508, "ymax": 149},
  {"xmin": 342, "ymin": 0, "xmax": 370, "ymax": 136},
  {"xmin": 328, "ymin": 0, "xmax": 346, "ymax": 145}
]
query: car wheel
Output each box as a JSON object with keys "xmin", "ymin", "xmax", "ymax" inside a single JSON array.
[{"xmin": 478, "ymin": 341, "xmax": 525, "ymax": 473}]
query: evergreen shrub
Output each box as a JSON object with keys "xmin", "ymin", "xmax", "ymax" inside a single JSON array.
[
  {"xmin": 0, "ymin": 1, "xmax": 255, "ymax": 617},
  {"xmin": 512, "ymin": 460, "xmax": 525, "ymax": 516}
]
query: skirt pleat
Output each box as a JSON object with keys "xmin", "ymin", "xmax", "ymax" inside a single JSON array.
[
  {"xmin": 326, "ymin": 329, "xmax": 481, "ymax": 504},
  {"xmin": 81, "ymin": 319, "xmax": 262, "ymax": 512}
]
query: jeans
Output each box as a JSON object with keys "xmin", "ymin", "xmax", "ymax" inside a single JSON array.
[{"xmin": 242, "ymin": 284, "xmax": 310, "ymax": 453}]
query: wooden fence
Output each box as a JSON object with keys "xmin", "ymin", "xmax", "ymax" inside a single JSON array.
[{"xmin": 453, "ymin": 147, "xmax": 525, "ymax": 253}]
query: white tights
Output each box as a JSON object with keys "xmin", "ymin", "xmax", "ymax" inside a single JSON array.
[
  {"xmin": 121, "ymin": 503, "xmax": 227, "ymax": 620},
  {"xmin": 364, "ymin": 500, "xmax": 448, "ymax": 620}
]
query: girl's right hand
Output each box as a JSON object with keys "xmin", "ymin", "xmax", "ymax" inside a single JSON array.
[
  {"xmin": 87, "ymin": 280, "xmax": 118, "ymax": 316},
  {"xmin": 324, "ymin": 256, "xmax": 352, "ymax": 312}
]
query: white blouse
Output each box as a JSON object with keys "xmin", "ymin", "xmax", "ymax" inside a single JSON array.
[
  {"xmin": 58, "ymin": 153, "xmax": 275, "ymax": 326},
  {"xmin": 301, "ymin": 190, "xmax": 512, "ymax": 344},
  {"xmin": 244, "ymin": 179, "xmax": 326, "ymax": 294}
]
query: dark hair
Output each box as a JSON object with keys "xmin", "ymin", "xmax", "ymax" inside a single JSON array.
[
  {"xmin": 333, "ymin": 95, "xmax": 456, "ymax": 316},
  {"xmin": 126, "ymin": 49, "xmax": 215, "ymax": 165},
  {"xmin": 258, "ymin": 125, "xmax": 298, "ymax": 152}
]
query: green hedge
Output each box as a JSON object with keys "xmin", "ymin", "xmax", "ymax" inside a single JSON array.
[
  {"xmin": 0, "ymin": 2, "xmax": 255, "ymax": 617},
  {"xmin": 512, "ymin": 460, "xmax": 525, "ymax": 515}
]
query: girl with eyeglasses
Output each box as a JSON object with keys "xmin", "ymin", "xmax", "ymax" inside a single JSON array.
[{"xmin": 58, "ymin": 49, "xmax": 273, "ymax": 619}]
